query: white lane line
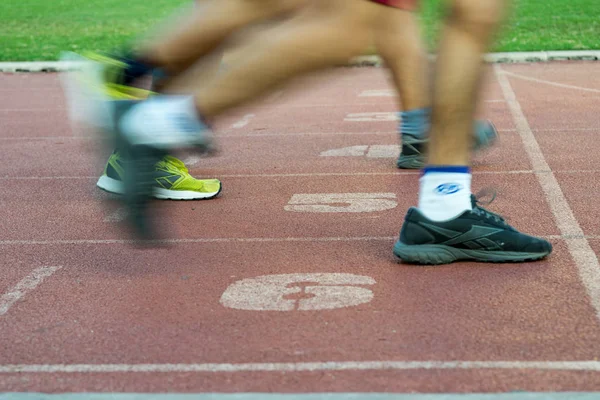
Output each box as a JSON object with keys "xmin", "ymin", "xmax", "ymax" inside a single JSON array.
[
  {"xmin": 11, "ymin": 167, "xmax": 600, "ymax": 181},
  {"xmin": 502, "ymin": 70, "xmax": 600, "ymax": 94},
  {"xmin": 0, "ymin": 235, "xmax": 574, "ymax": 247},
  {"xmin": 0, "ymin": 176, "xmax": 96, "ymax": 180},
  {"xmin": 219, "ymin": 131, "xmax": 395, "ymax": 137},
  {"xmin": 0, "ymin": 136, "xmax": 81, "ymax": 141},
  {"xmin": 0, "ymin": 87, "xmax": 59, "ymax": 91},
  {"xmin": 359, "ymin": 90, "xmax": 394, "ymax": 97},
  {"xmin": 495, "ymin": 64, "xmax": 600, "ymax": 322},
  {"xmin": 7, "ymin": 168, "xmax": 600, "ymax": 180},
  {"xmin": 358, "ymin": 88, "xmax": 503, "ymax": 103},
  {"xmin": 0, "ymin": 132, "xmax": 393, "ymax": 141},
  {"xmin": 366, "ymin": 145, "xmax": 400, "ymax": 158},
  {"xmin": 213, "ymin": 170, "xmax": 546, "ymax": 178},
  {"xmin": 0, "ymin": 236, "xmax": 397, "ymax": 246},
  {"xmin": 231, "ymin": 114, "xmax": 255, "ymax": 129},
  {"xmin": 1, "ymin": 170, "xmax": 599, "ymax": 182},
  {"xmin": 1, "ymin": 393, "xmax": 599, "ymax": 400},
  {"xmin": 219, "ymin": 128, "xmax": 515, "ymax": 137},
  {"xmin": 4, "ymin": 127, "xmax": 598, "ymax": 143},
  {"xmin": 0, "ymin": 128, "xmax": 534, "ymax": 142},
  {"xmin": 0, "ymin": 170, "xmax": 537, "ymax": 181},
  {"xmin": 2, "ymin": 360, "xmax": 600, "ymax": 373},
  {"xmin": 103, "ymin": 207, "xmax": 128, "ymax": 223},
  {"xmin": 533, "ymin": 128, "xmax": 599, "ymax": 132},
  {"xmin": 355, "ymin": 90, "xmax": 508, "ymax": 103},
  {"xmin": 0, "ymin": 108, "xmax": 66, "ymax": 112},
  {"xmin": 0, "ymin": 266, "xmax": 62, "ymax": 316},
  {"xmin": 320, "ymin": 145, "xmax": 369, "ymax": 157},
  {"xmin": 344, "ymin": 112, "xmax": 397, "ymax": 122}
]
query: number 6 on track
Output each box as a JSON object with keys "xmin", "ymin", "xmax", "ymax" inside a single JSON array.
[
  {"xmin": 284, "ymin": 193, "xmax": 397, "ymax": 213},
  {"xmin": 220, "ymin": 273, "xmax": 376, "ymax": 311}
]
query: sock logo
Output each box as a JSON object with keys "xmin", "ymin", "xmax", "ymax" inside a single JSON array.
[{"xmin": 434, "ymin": 183, "xmax": 463, "ymax": 195}]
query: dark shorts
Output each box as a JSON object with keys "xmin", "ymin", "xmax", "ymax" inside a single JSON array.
[{"xmin": 368, "ymin": 0, "xmax": 417, "ymax": 11}]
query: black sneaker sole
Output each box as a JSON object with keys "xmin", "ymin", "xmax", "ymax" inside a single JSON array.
[{"xmin": 393, "ymin": 242, "xmax": 551, "ymax": 265}]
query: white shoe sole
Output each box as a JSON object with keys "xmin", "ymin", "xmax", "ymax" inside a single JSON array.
[{"xmin": 97, "ymin": 175, "xmax": 221, "ymax": 200}]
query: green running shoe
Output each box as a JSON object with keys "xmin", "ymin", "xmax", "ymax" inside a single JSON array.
[{"xmin": 97, "ymin": 151, "xmax": 222, "ymax": 200}]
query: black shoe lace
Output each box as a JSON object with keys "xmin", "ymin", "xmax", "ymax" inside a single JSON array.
[{"xmin": 470, "ymin": 188, "xmax": 507, "ymax": 225}]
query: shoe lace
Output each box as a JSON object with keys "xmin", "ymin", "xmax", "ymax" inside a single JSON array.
[{"xmin": 470, "ymin": 188, "xmax": 507, "ymax": 225}]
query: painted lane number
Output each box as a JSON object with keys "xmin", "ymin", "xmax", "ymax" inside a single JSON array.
[
  {"xmin": 285, "ymin": 193, "xmax": 397, "ymax": 213},
  {"xmin": 220, "ymin": 273, "xmax": 375, "ymax": 311}
]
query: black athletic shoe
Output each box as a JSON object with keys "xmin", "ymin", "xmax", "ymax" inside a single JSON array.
[
  {"xmin": 396, "ymin": 120, "xmax": 499, "ymax": 169},
  {"xmin": 393, "ymin": 194, "xmax": 552, "ymax": 264},
  {"xmin": 396, "ymin": 133, "xmax": 426, "ymax": 169}
]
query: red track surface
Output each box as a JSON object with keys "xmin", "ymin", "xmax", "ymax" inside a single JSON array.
[{"xmin": 1, "ymin": 61, "xmax": 600, "ymax": 393}]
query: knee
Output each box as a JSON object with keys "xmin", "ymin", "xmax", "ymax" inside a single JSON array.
[{"xmin": 448, "ymin": 0, "xmax": 506, "ymax": 34}]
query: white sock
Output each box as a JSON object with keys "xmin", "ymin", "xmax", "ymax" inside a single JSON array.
[
  {"xmin": 417, "ymin": 166, "xmax": 472, "ymax": 221},
  {"xmin": 119, "ymin": 95, "xmax": 206, "ymax": 148}
]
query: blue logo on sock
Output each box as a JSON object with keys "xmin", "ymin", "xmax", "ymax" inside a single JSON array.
[{"xmin": 435, "ymin": 183, "xmax": 463, "ymax": 195}]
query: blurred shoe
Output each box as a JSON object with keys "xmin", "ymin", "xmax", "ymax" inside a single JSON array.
[
  {"xmin": 98, "ymin": 151, "xmax": 222, "ymax": 200},
  {"xmin": 396, "ymin": 119, "xmax": 499, "ymax": 169}
]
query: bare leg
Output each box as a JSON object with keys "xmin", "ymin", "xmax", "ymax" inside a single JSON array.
[
  {"xmin": 428, "ymin": 0, "xmax": 506, "ymax": 166},
  {"xmin": 376, "ymin": 7, "xmax": 499, "ymax": 170},
  {"xmin": 375, "ymin": 9, "xmax": 430, "ymax": 112},
  {"xmin": 392, "ymin": 0, "xmax": 550, "ymax": 265},
  {"xmin": 137, "ymin": 0, "xmax": 307, "ymax": 75},
  {"xmin": 374, "ymin": 8, "xmax": 433, "ymax": 169},
  {"xmin": 191, "ymin": 0, "xmax": 379, "ymax": 117},
  {"xmin": 414, "ymin": 0, "xmax": 507, "ymax": 223}
]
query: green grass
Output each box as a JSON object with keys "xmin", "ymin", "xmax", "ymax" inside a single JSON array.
[
  {"xmin": 1, "ymin": 0, "xmax": 599, "ymax": 61},
  {"xmin": 0, "ymin": 0, "xmax": 190, "ymax": 61}
]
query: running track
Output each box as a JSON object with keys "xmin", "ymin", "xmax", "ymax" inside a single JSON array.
[{"xmin": 1, "ymin": 61, "xmax": 600, "ymax": 396}]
